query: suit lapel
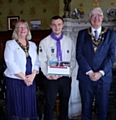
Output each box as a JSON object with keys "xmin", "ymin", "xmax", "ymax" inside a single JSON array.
[
  {"xmin": 95, "ymin": 27, "xmax": 107, "ymax": 53},
  {"xmin": 86, "ymin": 28, "xmax": 95, "ymax": 54}
]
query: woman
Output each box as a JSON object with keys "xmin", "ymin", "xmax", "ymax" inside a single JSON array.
[{"xmin": 4, "ymin": 19, "xmax": 39, "ymax": 120}]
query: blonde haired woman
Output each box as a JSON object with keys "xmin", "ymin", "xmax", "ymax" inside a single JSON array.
[{"xmin": 4, "ymin": 19, "xmax": 39, "ymax": 120}]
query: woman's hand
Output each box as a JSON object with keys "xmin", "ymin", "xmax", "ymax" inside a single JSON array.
[
  {"xmin": 25, "ymin": 69, "xmax": 37, "ymax": 86},
  {"xmin": 25, "ymin": 74, "xmax": 34, "ymax": 85}
]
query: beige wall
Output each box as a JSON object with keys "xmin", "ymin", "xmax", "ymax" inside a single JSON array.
[{"xmin": 0, "ymin": 0, "xmax": 115, "ymax": 31}]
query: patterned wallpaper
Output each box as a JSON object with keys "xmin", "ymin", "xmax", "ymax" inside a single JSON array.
[
  {"xmin": 0, "ymin": 0, "xmax": 115, "ymax": 31},
  {"xmin": 0, "ymin": 0, "xmax": 59, "ymax": 31}
]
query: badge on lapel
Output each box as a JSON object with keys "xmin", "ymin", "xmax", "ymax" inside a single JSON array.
[
  {"xmin": 39, "ymin": 46, "xmax": 42, "ymax": 52},
  {"xmin": 51, "ymin": 46, "xmax": 55, "ymax": 56}
]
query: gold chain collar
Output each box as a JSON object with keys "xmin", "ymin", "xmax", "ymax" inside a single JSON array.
[
  {"xmin": 88, "ymin": 27, "xmax": 108, "ymax": 52},
  {"xmin": 88, "ymin": 27, "xmax": 108, "ymax": 46},
  {"xmin": 16, "ymin": 39, "xmax": 29, "ymax": 57}
]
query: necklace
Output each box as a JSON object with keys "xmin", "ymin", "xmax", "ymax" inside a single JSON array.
[
  {"xmin": 88, "ymin": 27, "xmax": 108, "ymax": 52},
  {"xmin": 16, "ymin": 39, "xmax": 29, "ymax": 57}
]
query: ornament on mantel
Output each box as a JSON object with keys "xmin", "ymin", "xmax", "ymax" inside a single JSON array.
[
  {"xmin": 71, "ymin": 8, "xmax": 84, "ymax": 19},
  {"xmin": 62, "ymin": 0, "xmax": 72, "ymax": 18},
  {"xmin": 106, "ymin": 7, "xmax": 116, "ymax": 18}
]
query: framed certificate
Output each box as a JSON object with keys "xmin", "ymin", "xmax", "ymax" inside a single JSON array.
[{"xmin": 48, "ymin": 61, "xmax": 70, "ymax": 76}]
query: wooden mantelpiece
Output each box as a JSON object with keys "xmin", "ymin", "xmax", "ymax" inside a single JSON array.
[{"xmin": 0, "ymin": 30, "xmax": 51, "ymax": 60}]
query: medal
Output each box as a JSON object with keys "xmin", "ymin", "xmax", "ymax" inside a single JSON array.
[
  {"xmin": 51, "ymin": 47, "xmax": 55, "ymax": 56},
  {"xmin": 39, "ymin": 46, "xmax": 42, "ymax": 52},
  {"xmin": 94, "ymin": 46, "xmax": 97, "ymax": 52}
]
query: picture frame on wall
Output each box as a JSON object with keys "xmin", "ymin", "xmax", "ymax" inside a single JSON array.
[
  {"xmin": 30, "ymin": 19, "xmax": 41, "ymax": 30},
  {"xmin": 7, "ymin": 16, "xmax": 19, "ymax": 30}
]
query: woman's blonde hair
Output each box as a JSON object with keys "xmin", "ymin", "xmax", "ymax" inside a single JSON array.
[{"xmin": 12, "ymin": 19, "xmax": 32, "ymax": 40}]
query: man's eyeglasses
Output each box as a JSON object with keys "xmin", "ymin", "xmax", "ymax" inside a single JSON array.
[{"xmin": 91, "ymin": 14, "xmax": 103, "ymax": 18}]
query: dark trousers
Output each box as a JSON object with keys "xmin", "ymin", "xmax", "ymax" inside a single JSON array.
[
  {"xmin": 43, "ymin": 76, "xmax": 71, "ymax": 120},
  {"xmin": 79, "ymin": 80, "xmax": 111, "ymax": 120}
]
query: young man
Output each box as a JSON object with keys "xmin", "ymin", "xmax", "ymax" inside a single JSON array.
[
  {"xmin": 76, "ymin": 7, "xmax": 116, "ymax": 120},
  {"xmin": 39, "ymin": 16, "xmax": 75, "ymax": 120}
]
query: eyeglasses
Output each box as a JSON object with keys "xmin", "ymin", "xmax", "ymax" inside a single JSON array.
[
  {"xmin": 17, "ymin": 26, "xmax": 28, "ymax": 29},
  {"xmin": 91, "ymin": 14, "xmax": 103, "ymax": 18}
]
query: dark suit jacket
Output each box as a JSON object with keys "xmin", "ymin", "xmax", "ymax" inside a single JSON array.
[{"xmin": 76, "ymin": 27, "xmax": 116, "ymax": 83}]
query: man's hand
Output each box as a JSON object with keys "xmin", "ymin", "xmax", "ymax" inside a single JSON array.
[
  {"xmin": 93, "ymin": 72, "xmax": 102, "ymax": 81},
  {"xmin": 88, "ymin": 72, "xmax": 102, "ymax": 81},
  {"xmin": 88, "ymin": 71, "xmax": 95, "ymax": 80},
  {"xmin": 24, "ymin": 70, "xmax": 37, "ymax": 86},
  {"xmin": 47, "ymin": 75, "xmax": 62, "ymax": 80}
]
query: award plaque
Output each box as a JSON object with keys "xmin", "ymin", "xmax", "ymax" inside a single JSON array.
[{"xmin": 48, "ymin": 61, "xmax": 70, "ymax": 76}]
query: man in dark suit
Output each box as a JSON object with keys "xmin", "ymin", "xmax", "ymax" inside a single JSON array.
[{"xmin": 76, "ymin": 7, "xmax": 116, "ymax": 120}]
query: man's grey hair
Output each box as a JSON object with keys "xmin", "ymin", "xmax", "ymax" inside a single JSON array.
[{"xmin": 89, "ymin": 7, "xmax": 103, "ymax": 18}]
